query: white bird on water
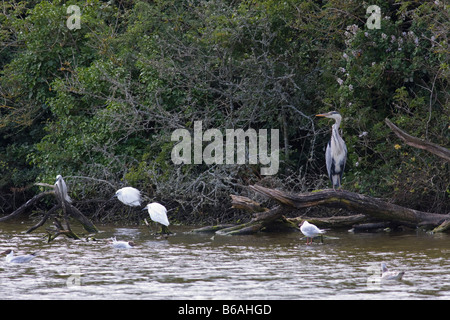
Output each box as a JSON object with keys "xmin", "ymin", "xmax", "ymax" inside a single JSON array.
[
  {"xmin": 109, "ymin": 237, "xmax": 136, "ymax": 249},
  {"xmin": 112, "ymin": 187, "xmax": 142, "ymax": 207},
  {"xmin": 299, "ymin": 221, "xmax": 327, "ymax": 245},
  {"xmin": 381, "ymin": 263, "xmax": 405, "ymax": 281},
  {"xmin": 142, "ymin": 202, "xmax": 170, "ymax": 234},
  {"xmin": 1, "ymin": 249, "xmax": 38, "ymax": 263}
]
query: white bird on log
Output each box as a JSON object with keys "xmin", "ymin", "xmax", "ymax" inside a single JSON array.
[
  {"xmin": 299, "ymin": 221, "xmax": 327, "ymax": 245},
  {"xmin": 110, "ymin": 237, "xmax": 136, "ymax": 249},
  {"xmin": 55, "ymin": 175, "xmax": 72, "ymax": 203},
  {"xmin": 112, "ymin": 187, "xmax": 142, "ymax": 207},
  {"xmin": 316, "ymin": 111, "xmax": 347, "ymax": 190},
  {"xmin": 142, "ymin": 202, "xmax": 170, "ymax": 234},
  {"xmin": 381, "ymin": 263, "xmax": 405, "ymax": 280},
  {"xmin": 1, "ymin": 249, "xmax": 38, "ymax": 263}
]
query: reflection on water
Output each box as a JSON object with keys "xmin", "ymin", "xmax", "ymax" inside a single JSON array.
[{"xmin": 0, "ymin": 220, "xmax": 449, "ymax": 299}]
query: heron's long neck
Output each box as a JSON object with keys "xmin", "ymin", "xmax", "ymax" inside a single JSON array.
[
  {"xmin": 332, "ymin": 117, "xmax": 341, "ymax": 138},
  {"xmin": 333, "ymin": 116, "xmax": 341, "ymax": 130}
]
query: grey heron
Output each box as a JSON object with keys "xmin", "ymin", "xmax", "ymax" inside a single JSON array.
[
  {"xmin": 55, "ymin": 175, "xmax": 72, "ymax": 203},
  {"xmin": 316, "ymin": 111, "xmax": 347, "ymax": 190}
]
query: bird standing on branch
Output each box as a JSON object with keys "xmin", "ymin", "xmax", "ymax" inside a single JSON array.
[
  {"xmin": 55, "ymin": 175, "xmax": 72, "ymax": 203},
  {"xmin": 316, "ymin": 111, "xmax": 347, "ymax": 190}
]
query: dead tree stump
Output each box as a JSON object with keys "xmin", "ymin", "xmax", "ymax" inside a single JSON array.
[{"xmin": 0, "ymin": 181, "xmax": 98, "ymax": 241}]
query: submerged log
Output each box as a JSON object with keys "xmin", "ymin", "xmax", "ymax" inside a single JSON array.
[
  {"xmin": 192, "ymin": 195, "xmax": 296, "ymax": 235},
  {"xmin": 287, "ymin": 214, "xmax": 367, "ymax": 229},
  {"xmin": 432, "ymin": 219, "xmax": 450, "ymax": 233},
  {"xmin": 191, "ymin": 224, "xmax": 236, "ymax": 234},
  {"xmin": 46, "ymin": 218, "xmax": 80, "ymax": 242}
]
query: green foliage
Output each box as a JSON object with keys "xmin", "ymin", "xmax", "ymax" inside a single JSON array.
[{"xmin": 1, "ymin": 0, "xmax": 448, "ymax": 219}]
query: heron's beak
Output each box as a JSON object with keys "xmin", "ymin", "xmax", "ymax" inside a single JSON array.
[
  {"xmin": 109, "ymin": 194, "xmax": 117, "ymax": 201},
  {"xmin": 141, "ymin": 207, "xmax": 147, "ymax": 211},
  {"xmin": 316, "ymin": 112, "xmax": 332, "ymax": 117}
]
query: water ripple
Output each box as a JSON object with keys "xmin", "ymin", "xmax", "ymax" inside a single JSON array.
[{"xmin": 0, "ymin": 224, "xmax": 449, "ymax": 299}]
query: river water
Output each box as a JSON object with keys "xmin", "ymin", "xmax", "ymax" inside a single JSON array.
[{"xmin": 0, "ymin": 220, "xmax": 449, "ymax": 300}]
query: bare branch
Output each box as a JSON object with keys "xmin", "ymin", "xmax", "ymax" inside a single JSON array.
[{"xmin": 385, "ymin": 118, "xmax": 450, "ymax": 162}]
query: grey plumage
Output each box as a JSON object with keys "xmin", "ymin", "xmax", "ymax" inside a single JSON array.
[{"xmin": 316, "ymin": 111, "xmax": 347, "ymax": 190}]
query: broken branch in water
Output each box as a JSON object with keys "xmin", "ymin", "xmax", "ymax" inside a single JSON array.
[{"xmin": 0, "ymin": 179, "xmax": 98, "ymax": 237}]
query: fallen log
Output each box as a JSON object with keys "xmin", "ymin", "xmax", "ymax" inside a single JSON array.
[
  {"xmin": 287, "ymin": 214, "xmax": 367, "ymax": 229},
  {"xmin": 0, "ymin": 190, "xmax": 54, "ymax": 222},
  {"xmin": 432, "ymin": 219, "xmax": 450, "ymax": 233},
  {"xmin": 191, "ymin": 224, "xmax": 236, "ymax": 234},
  {"xmin": 195, "ymin": 185, "xmax": 449, "ymax": 236},
  {"xmin": 26, "ymin": 204, "xmax": 61, "ymax": 234},
  {"xmin": 249, "ymin": 185, "xmax": 448, "ymax": 227},
  {"xmin": 201, "ymin": 194, "xmax": 367, "ymax": 235},
  {"xmin": 192, "ymin": 195, "xmax": 296, "ymax": 235}
]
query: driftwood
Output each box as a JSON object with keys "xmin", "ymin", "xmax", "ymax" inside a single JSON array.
[
  {"xmin": 385, "ymin": 118, "xmax": 450, "ymax": 232},
  {"xmin": 251, "ymin": 185, "xmax": 449, "ymax": 233},
  {"xmin": 46, "ymin": 218, "xmax": 81, "ymax": 242},
  {"xmin": 193, "ymin": 185, "xmax": 449, "ymax": 235},
  {"xmin": 0, "ymin": 190, "xmax": 54, "ymax": 222},
  {"xmin": 249, "ymin": 186, "xmax": 447, "ymax": 226},
  {"xmin": 385, "ymin": 118, "xmax": 450, "ymax": 162},
  {"xmin": 0, "ymin": 182, "xmax": 98, "ymax": 240}
]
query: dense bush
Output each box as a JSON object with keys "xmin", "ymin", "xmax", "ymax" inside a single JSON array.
[{"xmin": 1, "ymin": 0, "xmax": 448, "ymax": 222}]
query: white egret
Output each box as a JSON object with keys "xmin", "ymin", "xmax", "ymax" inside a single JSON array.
[
  {"xmin": 142, "ymin": 202, "xmax": 170, "ymax": 234},
  {"xmin": 299, "ymin": 221, "xmax": 326, "ymax": 245},
  {"xmin": 109, "ymin": 237, "xmax": 136, "ymax": 249},
  {"xmin": 316, "ymin": 111, "xmax": 347, "ymax": 190},
  {"xmin": 1, "ymin": 249, "xmax": 38, "ymax": 263},
  {"xmin": 112, "ymin": 187, "xmax": 142, "ymax": 207},
  {"xmin": 55, "ymin": 175, "xmax": 72, "ymax": 203}
]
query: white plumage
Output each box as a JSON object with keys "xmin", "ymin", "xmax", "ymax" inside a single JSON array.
[
  {"xmin": 55, "ymin": 175, "xmax": 72, "ymax": 203},
  {"xmin": 299, "ymin": 221, "xmax": 326, "ymax": 245},
  {"xmin": 144, "ymin": 202, "xmax": 170, "ymax": 226},
  {"xmin": 110, "ymin": 237, "xmax": 135, "ymax": 249},
  {"xmin": 1, "ymin": 249, "xmax": 37, "ymax": 263},
  {"xmin": 381, "ymin": 263, "xmax": 405, "ymax": 280},
  {"xmin": 113, "ymin": 187, "xmax": 142, "ymax": 207}
]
